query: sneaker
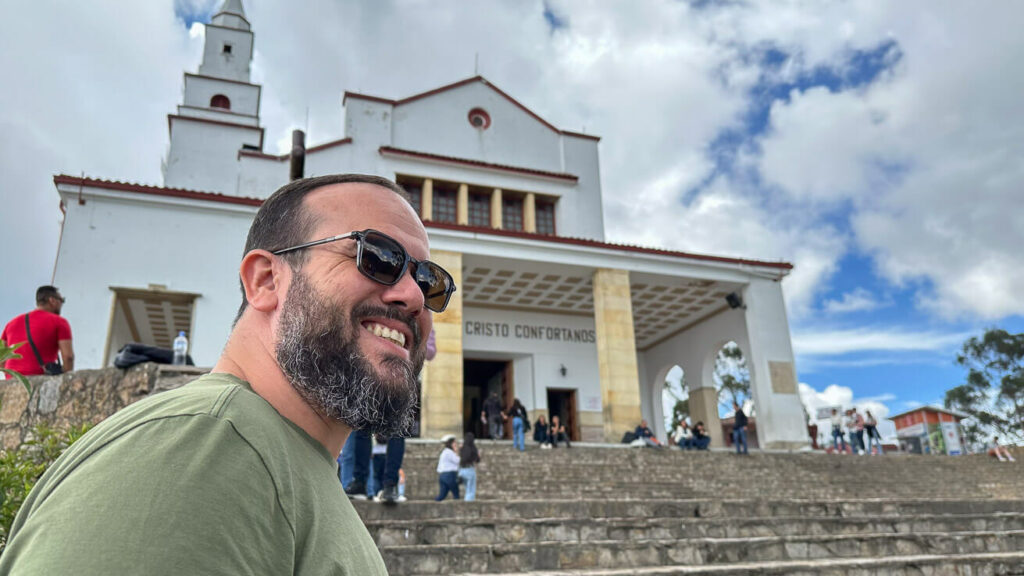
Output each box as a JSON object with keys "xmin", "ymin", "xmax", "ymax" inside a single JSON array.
[
  {"xmin": 396, "ymin": 494, "xmax": 407, "ymax": 503},
  {"xmin": 344, "ymin": 480, "xmax": 368, "ymax": 500},
  {"xmin": 377, "ymin": 484, "xmax": 399, "ymax": 505}
]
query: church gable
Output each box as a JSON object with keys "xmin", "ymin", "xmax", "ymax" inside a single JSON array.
[{"xmin": 390, "ymin": 78, "xmax": 564, "ymax": 175}]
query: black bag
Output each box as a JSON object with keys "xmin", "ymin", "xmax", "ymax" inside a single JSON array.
[
  {"xmin": 621, "ymin": 431, "xmax": 637, "ymax": 444},
  {"xmin": 24, "ymin": 314, "xmax": 62, "ymax": 375},
  {"xmin": 524, "ymin": 417, "xmax": 531, "ymax": 433},
  {"xmin": 114, "ymin": 343, "xmax": 193, "ymax": 369}
]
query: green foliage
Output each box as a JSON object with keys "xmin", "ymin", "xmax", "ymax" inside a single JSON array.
[
  {"xmin": 0, "ymin": 423, "xmax": 92, "ymax": 547},
  {"xmin": 945, "ymin": 328, "xmax": 1024, "ymax": 445},
  {"xmin": 0, "ymin": 342, "xmax": 32, "ymax": 396},
  {"xmin": 668, "ymin": 398, "xmax": 689, "ymax": 431},
  {"xmin": 716, "ymin": 342, "xmax": 750, "ymax": 412}
]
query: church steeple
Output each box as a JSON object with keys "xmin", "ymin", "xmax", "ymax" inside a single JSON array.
[
  {"xmin": 210, "ymin": 0, "xmax": 250, "ymax": 31},
  {"xmin": 198, "ymin": 0, "xmax": 253, "ymax": 83},
  {"xmin": 163, "ymin": 0, "xmax": 263, "ymax": 192}
]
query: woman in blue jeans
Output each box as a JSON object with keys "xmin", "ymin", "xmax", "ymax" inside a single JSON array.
[
  {"xmin": 458, "ymin": 432, "xmax": 481, "ymax": 501},
  {"xmin": 507, "ymin": 398, "xmax": 528, "ymax": 451},
  {"xmin": 436, "ymin": 435, "xmax": 460, "ymax": 501}
]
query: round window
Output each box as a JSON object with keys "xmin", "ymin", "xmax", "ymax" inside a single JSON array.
[{"xmin": 468, "ymin": 108, "xmax": 491, "ymax": 130}]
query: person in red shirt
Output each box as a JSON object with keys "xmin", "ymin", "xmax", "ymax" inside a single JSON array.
[{"xmin": 1, "ymin": 285, "xmax": 74, "ymax": 376}]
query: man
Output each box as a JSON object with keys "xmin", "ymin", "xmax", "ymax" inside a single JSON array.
[
  {"xmin": 690, "ymin": 421, "xmax": 711, "ymax": 450},
  {"xmin": 481, "ymin": 389, "xmax": 505, "ymax": 440},
  {"xmin": 1, "ymin": 285, "xmax": 74, "ymax": 375},
  {"xmin": 1, "ymin": 175, "xmax": 456, "ymax": 574},
  {"xmin": 830, "ymin": 408, "xmax": 846, "ymax": 453},
  {"xmin": 634, "ymin": 419, "xmax": 662, "ymax": 447},
  {"xmin": 851, "ymin": 407, "xmax": 866, "ymax": 455},
  {"xmin": 732, "ymin": 401, "xmax": 749, "ymax": 455},
  {"xmin": 341, "ymin": 329, "xmax": 436, "ymax": 504}
]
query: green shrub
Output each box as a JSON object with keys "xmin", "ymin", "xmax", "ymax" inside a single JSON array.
[{"xmin": 0, "ymin": 423, "xmax": 92, "ymax": 550}]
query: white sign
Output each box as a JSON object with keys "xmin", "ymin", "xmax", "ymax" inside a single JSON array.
[
  {"xmin": 941, "ymin": 421, "xmax": 962, "ymax": 455},
  {"xmin": 582, "ymin": 395, "xmax": 602, "ymax": 411},
  {"xmin": 816, "ymin": 406, "xmax": 841, "ymax": 420}
]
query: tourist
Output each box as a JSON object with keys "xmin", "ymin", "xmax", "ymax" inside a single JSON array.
[
  {"xmin": 549, "ymin": 414, "xmax": 571, "ymax": 448},
  {"xmin": 851, "ymin": 408, "xmax": 866, "ymax": 455},
  {"xmin": 1, "ymin": 174, "xmax": 455, "ymax": 573},
  {"xmin": 436, "ymin": 434, "xmax": 461, "ymax": 500},
  {"xmin": 672, "ymin": 420, "xmax": 693, "ymax": 449},
  {"xmin": 864, "ymin": 410, "xmax": 885, "ymax": 455},
  {"xmin": 732, "ymin": 402, "xmax": 749, "ymax": 455},
  {"xmin": 507, "ymin": 398, "xmax": 528, "ymax": 451},
  {"xmin": 634, "ymin": 419, "xmax": 662, "ymax": 447},
  {"xmin": 990, "ymin": 437, "xmax": 1016, "ymax": 462},
  {"xmin": 458, "ymin": 432, "xmax": 481, "ymax": 501},
  {"xmin": 830, "ymin": 408, "xmax": 846, "ymax": 453},
  {"xmin": 1, "ymin": 285, "xmax": 74, "ymax": 376},
  {"xmin": 481, "ymin": 390, "xmax": 505, "ymax": 440},
  {"xmin": 533, "ymin": 414, "xmax": 550, "ymax": 448},
  {"xmin": 690, "ymin": 421, "xmax": 711, "ymax": 450}
]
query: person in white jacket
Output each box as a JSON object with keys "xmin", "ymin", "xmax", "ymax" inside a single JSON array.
[{"xmin": 435, "ymin": 435, "xmax": 461, "ymax": 500}]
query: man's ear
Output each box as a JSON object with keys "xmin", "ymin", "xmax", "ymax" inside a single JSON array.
[{"xmin": 240, "ymin": 249, "xmax": 286, "ymax": 313}]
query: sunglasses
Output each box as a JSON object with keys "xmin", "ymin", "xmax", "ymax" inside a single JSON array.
[{"xmin": 271, "ymin": 229, "xmax": 457, "ymax": 313}]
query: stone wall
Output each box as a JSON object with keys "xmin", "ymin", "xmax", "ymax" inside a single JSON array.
[{"xmin": 0, "ymin": 364, "xmax": 206, "ymax": 450}]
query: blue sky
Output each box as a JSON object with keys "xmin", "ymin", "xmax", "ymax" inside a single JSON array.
[{"xmin": 3, "ymin": 1, "xmax": 1024, "ymax": 437}]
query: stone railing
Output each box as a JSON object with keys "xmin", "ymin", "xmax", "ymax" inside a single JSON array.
[{"xmin": 0, "ymin": 364, "xmax": 207, "ymax": 450}]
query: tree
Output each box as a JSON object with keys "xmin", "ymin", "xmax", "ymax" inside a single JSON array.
[
  {"xmin": 715, "ymin": 343, "xmax": 751, "ymax": 414},
  {"xmin": 662, "ymin": 368, "xmax": 688, "ymax": 432},
  {"xmin": 945, "ymin": 328, "xmax": 1024, "ymax": 445}
]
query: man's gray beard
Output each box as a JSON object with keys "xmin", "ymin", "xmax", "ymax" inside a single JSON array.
[{"xmin": 275, "ymin": 271, "xmax": 423, "ymax": 437}]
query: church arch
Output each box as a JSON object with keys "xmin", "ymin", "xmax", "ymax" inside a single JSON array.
[{"xmin": 210, "ymin": 94, "xmax": 231, "ymax": 110}]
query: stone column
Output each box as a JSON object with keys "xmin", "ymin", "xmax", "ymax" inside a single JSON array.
[
  {"xmin": 421, "ymin": 178, "xmax": 433, "ymax": 221},
  {"xmin": 491, "ymin": 188, "xmax": 503, "ymax": 229},
  {"xmin": 457, "ymin": 183, "xmax": 469, "ymax": 225},
  {"xmin": 419, "ymin": 249, "xmax": 463, "ymax": 439},
  {"xmin": 524, "ymin": 192, "xmax": 537, "ymax": 233},
  {"xmin": 688, "ymin": 386, "xmax": 724, "ymax": 448},
  {"xmin": 592, "ymin": 268, "xmax": 642, "ymax": 442}
]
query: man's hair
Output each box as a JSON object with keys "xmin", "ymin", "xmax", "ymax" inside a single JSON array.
[
  {"xmin": 235, "ymin": 174, "xmax": 410, "ymax": 322},
  {"xmin": 36, "ymin": 285, "xmax": 60, "ymax": 304}
]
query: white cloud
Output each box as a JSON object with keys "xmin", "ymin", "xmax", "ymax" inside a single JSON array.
[
  {"xmin": 799, "ymin": 382, "xmax": 897, "ymax": 441},
  {"xmin": 823, "ymin": 287, "xmax": 884, "ymax": 314},
  {"xmin": 792, "ymin": 327, "xmax": 967, "ymax": 356}
]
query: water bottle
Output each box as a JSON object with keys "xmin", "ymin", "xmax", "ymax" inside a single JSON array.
[{"xmin": 172, "ymin": 331, "xmax": 188, "ymax": 366}]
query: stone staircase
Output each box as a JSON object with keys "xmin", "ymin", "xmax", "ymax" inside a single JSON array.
[{"xmin": 353, "ymin": 442, "xmax": 1024, "ymax": 575}]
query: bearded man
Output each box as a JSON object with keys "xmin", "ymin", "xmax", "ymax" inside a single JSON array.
[{"xmin": 0, "ymin": 174, "xmax": 456, "ymax": 574}]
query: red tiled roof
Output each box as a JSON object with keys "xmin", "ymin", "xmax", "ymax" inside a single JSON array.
[
  {"xmin": 379, "ymin": 146, "xmax": 578, "ymax": 182},
  {"xmin": 52, "ymin": 175, "xmax": 793, "ymax": 271},
  {"xmin": 52, "ymin": 175, "xmax": 263, "ymax": 207},
  {"xmin": 344, "ymin": 76, "xmax": 601, "ymax": 141}
]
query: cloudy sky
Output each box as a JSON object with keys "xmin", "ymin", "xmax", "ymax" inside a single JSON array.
[{"xmin": 3, "ymin": 0, "xmax": 1023, "ymax": 430}]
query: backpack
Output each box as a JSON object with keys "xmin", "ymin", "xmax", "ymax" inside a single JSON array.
[{"xmin": 621, "ymin": 431, "xmax": 637, "ymax": 444}]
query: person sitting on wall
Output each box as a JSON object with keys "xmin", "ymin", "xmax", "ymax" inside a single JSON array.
[
  {"xmin": 688, "ymin": 422, "xmax": 711, "ymax": 450},
  {"xmin": 989, "ymin": 436, "xmax": 1016, "ymax": 462},
  {"xmin": 533, "ymin": 414, "xmax": 550, "ymax": 448},
  {"xmin": 672, "ymin": 420, "xmax": 693, "ymax": 449},
  {"xmin": 634, "ymin": 419, "xmax": 662, "ymax": 448},
  {"xmin": 549, "ymin": 415, "xmax": 571, "ymax": 448}
]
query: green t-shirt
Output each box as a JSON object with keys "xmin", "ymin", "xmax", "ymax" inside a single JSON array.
[{"xmin": 0, "ymin": 373, "xmax": 387, "ymax": 575}]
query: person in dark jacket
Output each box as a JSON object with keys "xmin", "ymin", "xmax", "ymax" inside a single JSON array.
[
  {"xmin": 732, "ymin": 402, "xmax": 749, "ymax": 455},
  {"xmin": 533, "ymin": 415, "xmax": 549, "ymax": 447},
  {"xmin": 481, "ymin": 391, "xmax": 505, "ymax": 440},
  {"xmin": 690, "ymin": 421, "xmax": 711, "ymax": 450},
  {"xmin": 549, "ymin": 415, "xmax": 571, "ymax": 448},
  {"xmin": 507, "ymin": 398, "xmax": 528, "ymax": 451}
]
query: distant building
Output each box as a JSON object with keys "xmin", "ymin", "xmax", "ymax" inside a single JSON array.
[
  {"xmin": 889, "ymin": 406, "xmax": 967, "ymax": 455},
  {"xmin": 48, "ymin": 0, "xmax": 809, "ymax": 447}
]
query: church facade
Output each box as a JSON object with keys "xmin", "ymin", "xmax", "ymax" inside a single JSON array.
[{"xmin": 50, "ymin": 0, "xmax": 808, "ymax": 448}]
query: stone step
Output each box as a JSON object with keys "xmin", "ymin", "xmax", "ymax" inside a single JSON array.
[
  {"xmin": 366, "ymin": 512, "xmax": 1024, "ymax": 547},
  {"xmin": 448, "ymin": 551, "xmax": 1024, "ymax": 576},
  {"xmin": 378, "ymin": 529, "xmax": 1024, "ymax": 574},
  {"xmin": 353, "ymin": 498, "xmax": 1024, "ymax": 523}
]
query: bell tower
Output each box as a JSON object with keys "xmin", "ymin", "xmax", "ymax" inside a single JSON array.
[{"xmin": 163, "ymin": 0, "xmax": 264, "ymax": 193}]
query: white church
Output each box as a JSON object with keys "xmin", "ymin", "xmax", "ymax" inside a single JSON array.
[{"xmin": 50, "ymin": 0, "xmax": 808, "ymax": 448}]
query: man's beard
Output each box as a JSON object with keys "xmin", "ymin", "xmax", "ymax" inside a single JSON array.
[{"xmin": 275, "ymin": 270, "xmax": 424, "ymax": 437}]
